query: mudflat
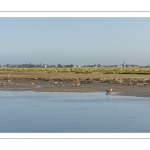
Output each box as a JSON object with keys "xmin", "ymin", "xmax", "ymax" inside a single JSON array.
[{"xmin": 1, "ymin": 71, "xmax": 150, "ymax": 97}]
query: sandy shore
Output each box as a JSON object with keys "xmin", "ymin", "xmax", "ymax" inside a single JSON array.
[{"xmin": 0, "ymin": 72, "xmax": 150, "ymax": 97}]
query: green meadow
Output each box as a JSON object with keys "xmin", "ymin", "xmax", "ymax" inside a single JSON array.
[{"xmin": 0, "ymin": 67, "xmax": 150, "ymax": 74}]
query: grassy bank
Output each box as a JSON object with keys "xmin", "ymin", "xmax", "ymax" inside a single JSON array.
[{"xmin": 1, "ymin": 67, "xmax": 150, "ymax": 75}]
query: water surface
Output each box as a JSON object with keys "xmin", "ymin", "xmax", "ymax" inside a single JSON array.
[{"xmin": 0, "ymin": 91, "xmax": 150, "ymax": 133}]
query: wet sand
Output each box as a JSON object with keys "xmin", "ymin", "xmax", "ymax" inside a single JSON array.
[{"xmin": 1, "ymin": 72, "xmax": 150, "ymax": 97}]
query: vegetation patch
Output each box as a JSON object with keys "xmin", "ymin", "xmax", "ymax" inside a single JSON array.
[{"xmin": 0, "ymin": 67, "xmax": 150, "ymax": 75}]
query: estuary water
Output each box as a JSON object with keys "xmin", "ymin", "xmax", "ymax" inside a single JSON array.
[{"xmin": 0, "ymin": 91, "xmax": 150, "ymax": 133}]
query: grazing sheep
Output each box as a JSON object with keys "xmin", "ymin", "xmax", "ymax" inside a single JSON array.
[
  {"xmin": 54, "ymin": 82, "xmax": 58, "ymax": 85},
  {"xmin": 30, "ymin": 82, "xmax": 34, "ymax": 85},
  {"xmin": 51, "ymin": 84, "xmax": 54, "ymax": 88},
  {"xmin": 1, "ymin": 83, "xmax": 6, "ymax": 86},
  {"xmin": 7, "ymin": 80, "xmax": 11, "ymax": 83},
  {"xmin": 76, "ymin": 83, "xmax": 80, "ymax": 86},
  {"xmin": 106, "ymin": 88, "xmax": 112, "ymax": 92}
]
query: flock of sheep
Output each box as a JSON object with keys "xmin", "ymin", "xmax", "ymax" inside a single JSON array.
[
  {"xmin": 1, "ymin": 79, "xmax": 83, "ymax": 88},
  {"xmin": 2, "ymin": 76, "xmax": 150, "ymax": 93}
]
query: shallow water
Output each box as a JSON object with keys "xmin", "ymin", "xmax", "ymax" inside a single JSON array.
[{"xmin": 0, "ymin": 91, "xmax": 150, "ymax": 133}]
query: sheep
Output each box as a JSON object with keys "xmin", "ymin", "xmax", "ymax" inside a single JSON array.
[
  {"xmin": 76, "ymin": 83, "xmax": 80, "ymax": 86},
  {"xmin": 1, "ymin": 83, "xmax": 6, "ymax": 86},
  {"xmin": 16, "ymin": 84, "xmax": 18, "ymax": 87},
  {"xmin": 106, "ymin": 88, "xmax": 112, "ymax": 92},
  {"xmin": 53, "ymin": 82, "xmax": 58, "ymax": 85},
  {"xmin": 51, "ymin": 84, "xmax": 54, "ymax": 88},
  {"xmin": 7, "ymin": 80, "xmax": 11, "ymax": 83},
  {"xmin": 30, "ymin": 82, "xmax": 34, "ymax": 85}
]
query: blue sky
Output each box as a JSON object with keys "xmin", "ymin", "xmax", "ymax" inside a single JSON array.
[{"xmin": 0, "ymin": 18, "xmax": 150, "ymax": 65}]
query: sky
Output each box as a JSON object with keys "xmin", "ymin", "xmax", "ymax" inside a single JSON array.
[{"xmin": 0, "ymin": 17, "xmax": 150, "ymax": 65}]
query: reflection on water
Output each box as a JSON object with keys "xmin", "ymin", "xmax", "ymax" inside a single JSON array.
[{"xmin": 0, "ymin": 91, "xmax": 150, "ymax": 133}]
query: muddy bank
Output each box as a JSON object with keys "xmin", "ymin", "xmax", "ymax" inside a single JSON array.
[{"xmin": 0, "ymin": 76, "xmax": 150, "ymax": 98}]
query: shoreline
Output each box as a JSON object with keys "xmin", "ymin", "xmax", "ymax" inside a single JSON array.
[
  {"xmin": 1, "ymin": 72, "xmax": 150, "ymax": 98},
  {"xmin": 1, "ymin": 80, "xmax": 150, "ymax": 98}
]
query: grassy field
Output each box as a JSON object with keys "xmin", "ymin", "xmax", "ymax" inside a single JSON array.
[
  {"xmin": 0, "ymin": 67, "xmax": 150, "ymax": 79},
  {"xmin": 0, "ymin": 67, "xmax": 150, "ymax": 74}
]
